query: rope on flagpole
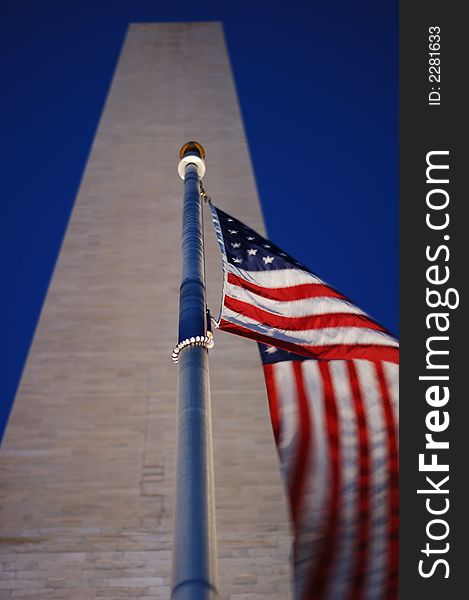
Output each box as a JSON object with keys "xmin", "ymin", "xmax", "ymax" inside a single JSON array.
[{"xmin": 199, "ymin": 178, "xmax": 211, "ymax": 203}]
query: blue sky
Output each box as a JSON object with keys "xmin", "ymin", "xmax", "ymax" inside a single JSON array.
[{"xmin": 0, "ymin": 1, "xmax": 398, "ymax": 438}]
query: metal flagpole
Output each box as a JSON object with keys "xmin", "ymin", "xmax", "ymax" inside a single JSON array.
[{"xmin": 171, "ymin": 142, "xmax": 219, "ymax": 600}]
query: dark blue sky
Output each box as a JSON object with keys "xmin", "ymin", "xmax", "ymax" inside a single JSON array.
[{"xmin": 0, "ymin": 1, "xmax": 398, "ymax": 439}]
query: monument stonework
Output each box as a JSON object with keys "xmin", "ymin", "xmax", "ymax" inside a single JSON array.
[{"xmin": 0, "ymin": 23, "xmax": 292, "ymax": 599}]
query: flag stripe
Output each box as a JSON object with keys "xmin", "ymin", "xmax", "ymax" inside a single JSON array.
[
  {"xmin": 324, "ymin": 362, "xmax": 360, "ymax": 600},
  {"xmin": 224, "ymin": 294, "xmax": 387, "ymax": 333},
  {"xmin": 228, "ymin": 271, "xmax": 345, "ymax": 301},
  {"xmin": 225, "ymin": 281, "xmax": 366, "ymax": 317},
  {"xmin": 221, "ymin": 309, "xmax": 398, "ymax": 348},
  {"xmin": 228, "ymin": 264, "xmax": 325, "ymax": 287},
  {"xmin": 290, "ymin": 362, "xmax": 312, "ymax": 532},
  {"xmin": 306, "ymin": 362, "xmax": 342, "ymax": 599},
  {"xmin": 295, "ymin": 361, "xmax": 331, "ymax": 599},
  {"xmin": 355, "ymin": 361, "xmax": 388, "ymax": 599},
  {"xmin": 264, "ymin": 363, "xmax": 281, "ymax": 447},
  {"xmin": 346, "ymin": 361, "xmax": 371, "ymax": 600},
  {"xmin": 376, "ymin": 362, "xmax": 399, "ymax": 600},
  {"xmin": 384, "ymin": 362, "xmax": 399, "ymax": 432},
  {"xmin": 275, "ymin": 362, "xmax": 301, "ymax": 480},
  {"xmin": 220, "ymin": 319, "xmax": 400, "ymax": 363}
]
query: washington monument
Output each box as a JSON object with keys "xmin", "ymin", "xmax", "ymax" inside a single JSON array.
[{"xmin": 0, "ymin": 23, "xmax": 291, "ymax": 599}]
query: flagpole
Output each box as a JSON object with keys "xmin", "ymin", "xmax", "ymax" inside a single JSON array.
[{"xmin": 171, "ymin": 142, "xmax": 219, "ymax": 600}]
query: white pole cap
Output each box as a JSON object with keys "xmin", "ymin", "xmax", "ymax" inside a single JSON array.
[{"xmin": 178, "ymin": 141, "xmax": 206, "ymax": 179}]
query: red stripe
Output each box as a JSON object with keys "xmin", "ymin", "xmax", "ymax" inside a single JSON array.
[
  {"xmin": 219, "ymin": 319, "xmax": 400, "ymax": 364},
  {"xmin": 289, "ymin": 362, "xmax": 312, "ymax": 534},
  {"xmin": 375, "ymin": 362, "xmax": 399, "ymax": 600},
  {"xmin": 227, "ymin": 272, "xmax": 346, "ymax": 302},
  {"xmin": 305, "ymin": 362, "xmax": 341, "ymax": 599},
  {"xmin": 224, "ymin": 295, "xmax": 387, "ymax": 333},
  {"xmin": 346, "ymin": 361, "xmax": 371, "ymax": 600},
  {"xmin": 263, "ymin": 364, "xmax": 281, "ymax": 447}
]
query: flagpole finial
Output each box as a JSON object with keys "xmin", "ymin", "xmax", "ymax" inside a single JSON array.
[{"xmin": 178, "ymin": 141, "xmax": 206, "ymax": 179}]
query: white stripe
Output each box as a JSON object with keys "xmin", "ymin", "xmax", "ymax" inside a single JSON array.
[
  {"xmin": 227, "ymin": 263, "xmax": 325, "ymax": 287},
  {"xmin": 383, "ymin": 361, "xmax": 399, "ymax": 437},
  {"xmin": 222, "ymin": 308, "xmax": 399, "ymax": 348},
  {"xmin": 272, "ymin": 362, "xmax": 300, "ymax": 479},
  {"xmin": 324, "ymin": 361, "xmax": 360, "ymax": 599},
  {"xmin": 293, "ymin": 361, "xmax": 330, "ymax": 599},
  {"xmin": 355, "ymin": 360, "xmax": 389, "ymax": 600},
  {"xmin": 225, "ymin": 282, "xmax": 367, "ymax": 317}
]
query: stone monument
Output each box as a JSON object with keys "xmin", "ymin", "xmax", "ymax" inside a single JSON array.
[{"xmin": 0, "ymin": 22, "xmax": 291, "ymax": 599}]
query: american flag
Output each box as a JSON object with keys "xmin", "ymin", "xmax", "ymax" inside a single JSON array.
[{"xmin": 209, "ymin": 202, "xmax": 399, "ymax": 600}]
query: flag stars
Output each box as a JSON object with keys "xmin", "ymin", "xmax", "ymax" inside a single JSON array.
[
  {"xmin": 228, "ymin": 230, "xmax": 238, "ymax": 235},
  {"xmin": 263, "ymin": 256, "xmax": 274, "ymax": 265},
  {"xmin": 232, "ymin": 257, "xmax": 243, "ymax": 264},
  {"xmin": 247, "ymin": 248, "xmax": 258, "ymax": 256},
  {"xmin": 247, "ymin": 236, "xmax": 255, "ymax": 241},
  {"xmin": 265, "ymin": 346, "xmax": 278, "ymax": 355},
  {"xmin": 263, "ymin": 244, "xmax": 271, "ymax": 249},
  {"xmin": 231, "ymin": 242, "xmax": 241, "ymax": 248}
]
